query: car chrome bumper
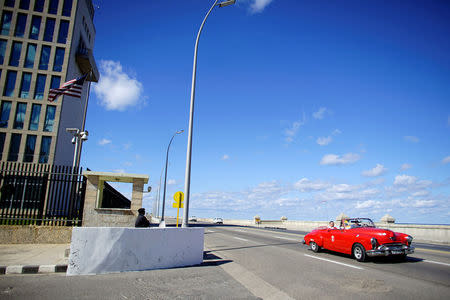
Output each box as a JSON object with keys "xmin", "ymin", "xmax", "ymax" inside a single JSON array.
[{"xmin": 366, "ymin": 244, "xmax": 415, "ymax": 257}]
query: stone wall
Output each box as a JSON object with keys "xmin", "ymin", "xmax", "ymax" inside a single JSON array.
[{"xmin": 0, "ymin": 225, "xmax": 72, "ymax": 244}]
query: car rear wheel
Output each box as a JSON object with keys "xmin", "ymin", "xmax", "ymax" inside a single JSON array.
[
  {"xmin": 353, "ymin": 243, "xmax": 366, "ymax": 262},
  {"xmin": 310, "ymin": 241, "xmax": 320, "ymax": 253}
]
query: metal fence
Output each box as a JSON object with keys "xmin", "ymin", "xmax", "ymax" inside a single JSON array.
[{"xmin": 0, "ymin": 162, "xmax": 86, "ymax": 226}]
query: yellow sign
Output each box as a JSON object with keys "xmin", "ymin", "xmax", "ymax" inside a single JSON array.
[
  {"xmin": 173, "ymin": 191, "xmax": 184, "ymax": 227},
  {"xmin": 172, "ymin": 191, "xmax": 184, "ymax": 208}
]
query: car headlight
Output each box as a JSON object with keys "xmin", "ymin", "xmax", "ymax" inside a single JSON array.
[
  {"xmin": 371, "ymin": 237, "xmax": 378, "ymax": 249},
  {"xmin": 405, "ymin": 235, "xmax": 413, "ymax": 246}
]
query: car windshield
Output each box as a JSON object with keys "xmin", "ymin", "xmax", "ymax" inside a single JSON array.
[{"xmin": 342, "ymin": 218, "xmax": 375, "ymax": 229}]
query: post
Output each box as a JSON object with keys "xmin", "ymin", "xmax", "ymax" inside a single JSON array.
[
  {"xmin": 75, "ymin": 70, "xmax": 92, "ymax": 168},
  {"xmin": 182, "ymin": 0, "xmax": 219, "ymax": 227}
]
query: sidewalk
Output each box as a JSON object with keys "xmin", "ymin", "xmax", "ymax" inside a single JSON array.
[{"xmin": 0, "ymin": 244, "xmax": 69, "ymax": 274}]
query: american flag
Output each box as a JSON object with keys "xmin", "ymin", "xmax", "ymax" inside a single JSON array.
[{"xmin": 48, "ymin": 74, "xmax": 87, "ymax": 102}]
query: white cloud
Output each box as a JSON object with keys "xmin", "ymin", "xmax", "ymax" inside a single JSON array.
[
  {"xmin": 411, "ymin": 200, "xmax": 436, "ymax": 208},
  {"xmin": 332, "ymin": 129, "xmax": 342, "ymax": 135},
  {"xmin": 393, "ymin": 175, "xmax": 432, "ymax": 190},
  {"xmin": 411, "ymin": 190, "xmax": 430, "ymax": 197},
  {"xmin": 167, "ymin": 179, "xmax": 176, "ymax": 185},
  {"xmin": 404, "ymin": 136, "xmax": 420, "ymax": 143},
  {"xmin": 98, "ymin": 138, "xmax": 111, "ymax": 146},
  {"xmin": 221, "ymin": 154, "xmax": 230, "ymax": 160},
  {"xmin": 442, "ymin": 156, "xmax": 450, "ymax": 164},
  {"xmin": 394, "ymin": 174, "xmax": 417, "ymax": 185},
  {"xmin": 356, "ymin": 200, "xmax": 382, "ymax": 209},
  {"xmin": 248, "ymin": 0, "xmax": 274, "ymax": 14},
  {"xmin": 313, "ymin": 107, "xmax": 328, "ymax": 120},
  {"xmin": 316, "ymin": 136, "xmax": 332, "ymax": 146},
  {"xmin": 362, "ymin": 164, "xmax": 387, "ymax": 177},
  {"xmin": 320, "ymin": 153, "xmax": 361, "ymax": 165},
  {"xmin": 294, "ymin": 178, "xmax": 329, "ymax": 192},
  {"xmin": 283, "ymin": 114, "xmax": 306, "ymax": 143},
  {"xmin": 93, "ymin": 60, "xmax": 145, "ymax": 111},
  {"xmin": 400, "ymin": 163, "xmax": 412, "ymax": 171}
]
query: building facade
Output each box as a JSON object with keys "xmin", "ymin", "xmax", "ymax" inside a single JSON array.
[{"xmin": 0, "ymin": 0, "xmax": 98, "ymax": 166}]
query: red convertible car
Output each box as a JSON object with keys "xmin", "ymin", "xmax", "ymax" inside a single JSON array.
[{"xmin": 303, "ymin": 218, "xmax": 414, "ymax": 262}]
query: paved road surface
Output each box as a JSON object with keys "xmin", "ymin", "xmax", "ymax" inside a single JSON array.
[
  {"xmin": 0, "ymin": 223, "xmax": 448, "ymax": 299},
  {"xmin": 202, "ymin": 224, "xmax": 450, "ymax": 299}
]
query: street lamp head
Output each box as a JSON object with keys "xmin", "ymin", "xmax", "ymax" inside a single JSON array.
[
  {"xmin": 218, "ymin": 0, "xmax": 236, "ymax": 8},
  {"xmin": 176, "ymin": 130, "xmax": 184, "ymax": 134},
  {"xmin": 66, "ymin": 128, "xmax": 80, "ymax": 134}
]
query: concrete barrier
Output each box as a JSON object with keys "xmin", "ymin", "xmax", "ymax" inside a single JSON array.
[{"xmin": 67, "ymin": 227, "xmax": 204, "ymax": 275}]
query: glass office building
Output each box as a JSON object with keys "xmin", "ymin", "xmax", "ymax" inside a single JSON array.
[{"xmin": 0, "ymin": 0, "xmax": 99, "ymax": 165}]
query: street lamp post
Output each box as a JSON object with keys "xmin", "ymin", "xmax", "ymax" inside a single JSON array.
[
  {"xmin": 66, "ymin": 128, "xmax": 88, "ymax": 170},
  {"xmin": 160, "ymin": 130, "xmax": 184, "ymax": 228},
  {"xmin": 182, "ymin": 0, "xmax": 236, "ymax": 228}
]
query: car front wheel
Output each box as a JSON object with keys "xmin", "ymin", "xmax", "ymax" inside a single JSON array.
[
  {"xmin": 310, "ymin": 241, "xmax": 320, "ymax": 253},
  {"xmin": 353, "ymin": 243, "xmax": 366, "ymax": 262}
]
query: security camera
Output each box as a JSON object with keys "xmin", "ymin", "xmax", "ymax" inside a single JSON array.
[
  {"xmin": 80, "ymin": 131, "xmax": 88, "ymax": 141},
  {"xmin": 71, "ymin": 137, "xmax": 76, "ymax": 144}
]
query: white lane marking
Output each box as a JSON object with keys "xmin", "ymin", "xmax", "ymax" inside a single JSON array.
[
  {"xmin": 304, "ymin": 254, "xmax": 364, "ymax": 270},
  {"xmin": 207, "ymin": 230, "xmax": 215, "ymax": 233},
  {"xmin": 423, "ymin": 260, "xmax": 450, "ymax": 267},
  {"xmin": 274, "ymin": 236, "xmax": 299, "ymax": 241},
  {"xmin": 234, "ymin": 237, "xmax": 250, "ymax": 242}
]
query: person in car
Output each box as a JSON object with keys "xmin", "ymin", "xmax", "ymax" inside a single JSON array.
[{"xmin": 328, "ymin": 221, "xmax": 337, "ymax": 229}]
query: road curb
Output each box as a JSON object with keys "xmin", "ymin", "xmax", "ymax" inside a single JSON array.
[{"xmin": 0, "ymin": 264, "xmax": 67, "ymax": 275}]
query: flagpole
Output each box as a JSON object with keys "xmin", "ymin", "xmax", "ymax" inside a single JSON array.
[{"xmin": 75, "ymin": 69, "xmax": 92, "ymax": 169}]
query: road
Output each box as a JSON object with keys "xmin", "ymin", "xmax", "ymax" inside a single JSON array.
[
  {"xmin": 0, "ymin": 223, "xmax": 448, "ymax": 299},
  {"xmin": 201, "ymin": 223, "xmax": 450, "ymax": 299}
]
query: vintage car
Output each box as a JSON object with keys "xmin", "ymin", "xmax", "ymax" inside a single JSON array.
[{"xmin": 303, "ymin": 218, "xmax": 414, "ymax": 262}]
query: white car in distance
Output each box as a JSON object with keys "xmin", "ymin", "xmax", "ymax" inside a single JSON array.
[{"xmin": 213, "ymin": 218, "xmax": 223, "ymax": 224}]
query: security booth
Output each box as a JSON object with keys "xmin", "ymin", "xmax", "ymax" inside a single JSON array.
[{"xmin": 82, "ymin": 171, "xmax": 149, "ymax": 227}]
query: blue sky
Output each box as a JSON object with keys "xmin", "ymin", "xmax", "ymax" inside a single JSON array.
[{"xmin": 81, "ymin": 0, "xmax": 450, "ymax": 224}]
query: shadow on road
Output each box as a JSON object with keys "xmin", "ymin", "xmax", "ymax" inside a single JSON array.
[
  {"xmin": 207, "ymin": 242, "xmax": 299, "ymax": 253},
  {"xmin": 302, "ymin": 245, "xmax": 423, "ymax": 264}
]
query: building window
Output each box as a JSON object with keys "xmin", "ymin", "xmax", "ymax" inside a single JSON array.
[
  {"xmin": 13, "ymin": 102, "xmax": 27, "ymax": 129},
  {"xmin": 34, "ymin": 74, "xmax": 46, "ymax": 99},
  {"xmin": 8, "ymin": 134, "xmax": 22, "ymax": 162},
  {"xmin": 3, "ymin": 71, "xmax": 17, "ymax": 97},
  {"xmin": 48, "ymin": 0, "xmax": 59, "ymax": 14},
  {"xmin": 29, "ymin": 15, "xmax": 41, "ymax": 40},
  {"xmin": 53, "ymin": 47, "xmax": 64, "ymax": 71},
  {"xmin": 19, "ymin": 72, "xmax": 32, "ymax": 99},
  {"xmin": 24, "ymin": 43, "xmax": 37, "ymax": 68},
  {"xmin": 43, "ymin": 18, "xmax": 55, "ymax": 42},
  {"xmin": 29, "ymin": 104, "xmax": 41, "ymax": 131},
  {"xmin": 0, "ymin": 133, "xmax": 5, "ymax": 160},
  {"xmin": 23, "ymin": 135, "xmax": 37, "ymax": 162},
  {"xmin": 1, "ymin": 11, "xmax": 13, "ymax": 36},
  {"xmin": 39, "ymin": 45, "xmax": 51, "ymax": 70},
  {"xmin": 9, "ymin": 41, "xmax": 22, "ymax": 67},
  {"xmin": 5, "ymin": 0, "xmax": 16, "ymax": 7},
  {"xmin": 43, "ymin": 105, "xmax": 56, "ymax": 132},
  {"xmin": 50, "ymin": 75, "xmax": 61, "ymax": 90},
  {"xmin": 57, "ymin": 20, "xmax": 69, "ymax": 44},
  {"xmin": 0, "ymin": 101, "xmax": 12, "ymax": 128},
  {"xmin": 14, "ymin": 14, "xmax": 27, "ymax": 38},
  {"xmin": 39, "ymin": 136, "xmax": 52, "ymax": 163},
  {"xmin": 62, "ymin": 0, "xmax": 73, "ymax": 17},
  {"xmin": 19, "ymin": 0, "xmax": 30, "ymax": 10},
  {"xmin": 34, "ymin": 0, "xmax": 45, "ymax": 12},
  {"xmin": 0, "ymin": 39, "xmax": 7, "ymax": 64}
]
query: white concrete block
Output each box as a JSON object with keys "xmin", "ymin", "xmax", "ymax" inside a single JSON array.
[
  {"xmin": 67, "ymin": 227, "xmax": 204, "ymax": 275},
  {"xmin": 38, "ymin": 265, "xmax": 56, "ymax": 273},
  {"xmin": 6, "ymin": 265, "xmax": 23, "ymax": 274}
]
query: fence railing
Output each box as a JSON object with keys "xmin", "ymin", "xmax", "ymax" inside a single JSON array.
[{"xmin": 0, "ymin": 162, "xmax": 86, "ymax": 226}]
